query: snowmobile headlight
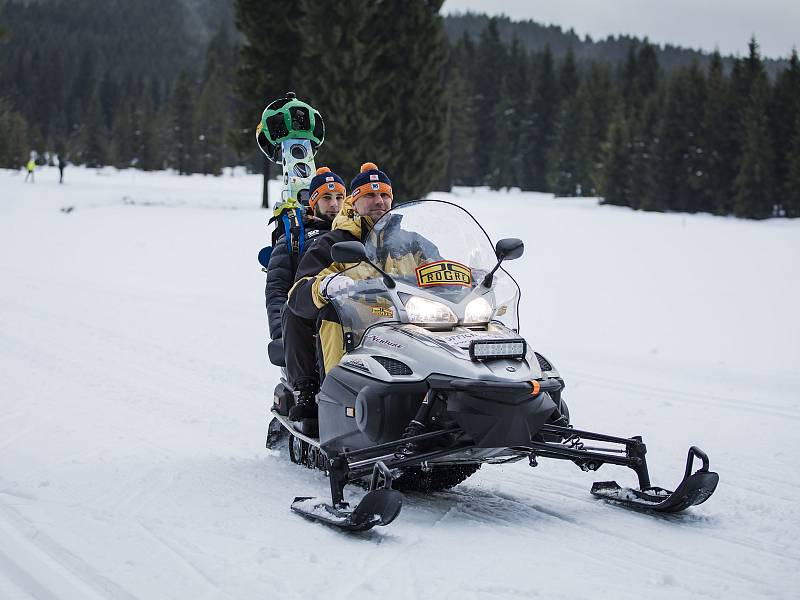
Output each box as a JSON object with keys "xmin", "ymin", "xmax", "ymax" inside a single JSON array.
[
  {"xmin": 464, "ymin": 297, "xmax": 493, "ymax": 324},
  {"xmin": 469, "ymin": 339, "xmax": 527, "ymax": 361},
  {"xmin": 404, "ymin": 296, "xmax": 457, "ymax": 326}
]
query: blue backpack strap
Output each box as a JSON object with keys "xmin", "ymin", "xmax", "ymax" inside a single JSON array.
[
  {"xmin": 296, "ymin": 208, "xmax": 306, "ymax": 256},
  {"xmin": 281, "ymin": 213, "xmax": 293, "ymax": 254}
]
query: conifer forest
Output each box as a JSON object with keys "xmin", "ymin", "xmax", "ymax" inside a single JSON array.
[{"xmin": 1, "ymin": 0, "xmax": 798, "ymax": 219}]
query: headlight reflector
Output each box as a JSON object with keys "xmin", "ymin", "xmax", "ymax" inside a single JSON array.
[
  {"xmin": 464, "ymin": 297, "xmax": 493, "ymax": 324},
  {"xmin": 404, "ymin": 296, "xmax": 457, "ymax": 325}
]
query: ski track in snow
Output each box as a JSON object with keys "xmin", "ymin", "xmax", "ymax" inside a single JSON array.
[{"xmin": 1, "ymin": 167, "xmax": 799, "ymax": 599}]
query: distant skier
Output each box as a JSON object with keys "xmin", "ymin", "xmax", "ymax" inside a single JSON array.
[
  {"xmin": 24, "ymin": 158, "xmax": 35, "ymax": 182},
  {"xmin": 58, "ymin": 156, "xmax": 67, "ymax": 184}
]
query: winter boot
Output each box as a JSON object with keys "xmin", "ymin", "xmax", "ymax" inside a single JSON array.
[{"xmin": 288, "ymin": 379, "xmax": 318, "ymax": 422}]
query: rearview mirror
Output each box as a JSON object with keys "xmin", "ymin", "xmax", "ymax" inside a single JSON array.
[
  {"xmin": 331, "ymin": 240, "xmax": 367, "ymax": 263},
  {"xmin": 495, "ymin": 238, "xmax": 524, "ymax": 261}
]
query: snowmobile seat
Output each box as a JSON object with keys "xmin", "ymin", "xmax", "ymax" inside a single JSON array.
[{"xmin": 268, "ymin": 338, "xmax": 286, "ymax": 367}]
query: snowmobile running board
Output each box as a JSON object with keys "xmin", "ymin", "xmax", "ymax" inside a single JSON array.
[{"xmin": 272, "ymin": 411, "xmax": 718, "ymax": 530}]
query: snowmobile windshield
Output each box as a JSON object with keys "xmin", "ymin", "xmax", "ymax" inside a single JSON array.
[{"xmin": 326, "ymin": 200, "xmax": 521, "ymax": 346}]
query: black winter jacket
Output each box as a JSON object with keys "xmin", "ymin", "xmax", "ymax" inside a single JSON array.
[{"xmin": 265, "ymin": 217, "xmax": 331, "ymax": 339}]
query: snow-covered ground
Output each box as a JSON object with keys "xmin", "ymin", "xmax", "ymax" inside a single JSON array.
[{"xmin": 1, "ymin": 166, "xmax": 799, "ymax": 599}]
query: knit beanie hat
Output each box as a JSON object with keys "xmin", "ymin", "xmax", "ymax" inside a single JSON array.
[
  {"xmin": 351, "ymin": 162, "xmax": 393, "ymax": 201},
  {"xmin": 308, "ymin": 167, "xmax": 346, "ymax": 209}
]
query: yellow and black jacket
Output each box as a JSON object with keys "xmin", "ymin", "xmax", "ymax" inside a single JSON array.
[{"xmin": 287, "ymin": 196, "xmax": 439, "ymax": 372}]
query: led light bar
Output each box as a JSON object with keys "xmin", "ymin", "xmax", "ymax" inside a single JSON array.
[{"xmin": 469, "ymin": 338, "xmax": 527, "ymax": 361}]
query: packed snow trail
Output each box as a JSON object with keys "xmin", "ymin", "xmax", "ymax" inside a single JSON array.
[{"xmin": 1, "ymin": 167, "xmax": 798, "ymax": 599}]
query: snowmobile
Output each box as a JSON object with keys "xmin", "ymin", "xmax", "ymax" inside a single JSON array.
[{"xmin": 264, "ymin": 199, "xmax": 720, "ymax": 532}]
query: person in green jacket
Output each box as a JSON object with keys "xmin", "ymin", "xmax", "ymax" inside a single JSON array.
[{"xmin": 24, "ymin": 158, "xmax": 35, "ymax": 183}]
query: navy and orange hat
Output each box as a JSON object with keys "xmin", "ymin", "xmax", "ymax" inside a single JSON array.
[
  {"xmin": 308, "ymin": 167, "xmax": 346, "ymax": 209},
  {"xmin": 351, "ymin": 162, "xmax": 393, "ymax": 201}
]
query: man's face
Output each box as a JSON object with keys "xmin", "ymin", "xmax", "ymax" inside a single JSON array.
[
  {"xmin": 354, "ymin": 191, "xmax": 392, "ymax": 221},
  {"xmin": 314, "ymin": 191, "xmax": 343, "ymax": 220}
]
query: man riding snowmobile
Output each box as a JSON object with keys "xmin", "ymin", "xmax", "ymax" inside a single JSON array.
[
  {"xmin": 285, "ymin": 162, "xmax": 439, "ymax": 421},
  {"xmin": 264, "ymin": 166, "xmax": 344, "ymax": 342}
]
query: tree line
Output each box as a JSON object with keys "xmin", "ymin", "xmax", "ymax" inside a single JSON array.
[
  {"xmin": 0, "ymin": 0, "xmax": 241, "ymax": 175},
  {"xmin": 443, "ymin": 22, "xmax": 800, "ymax": 218},
  {"xmin": 1, "ymin": 1, "xmax": 798, "ymax": 218}
]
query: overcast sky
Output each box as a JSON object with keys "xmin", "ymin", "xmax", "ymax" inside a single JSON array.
[{"xmin": 442, "ymin": 0, "xmax": 798, "ymax": 59}]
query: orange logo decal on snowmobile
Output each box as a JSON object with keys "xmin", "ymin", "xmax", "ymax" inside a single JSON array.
[{"xmin": 415, "ymin": 260, "xmax": 473, "ymax": 288}]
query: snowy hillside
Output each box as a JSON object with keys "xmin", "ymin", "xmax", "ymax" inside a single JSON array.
[{"xmin": 1, "ymin": 166, "xmax": 799, "ymax": 599}]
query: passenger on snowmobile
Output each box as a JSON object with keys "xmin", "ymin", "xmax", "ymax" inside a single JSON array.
[
  {"xmin": 265, "ymin": 167, "xmax": 345, "ymax": 342},
  {"xmin": 284, "ymin": 162, "xmax": 439, "ymax": 421}
]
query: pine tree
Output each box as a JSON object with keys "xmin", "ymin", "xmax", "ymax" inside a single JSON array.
[
  {"xmin": 80, "ymin": 87, "xmax": 108, "ymax": 167},
  {"xmin": 620, "ymin": 42, "xmax": 639, "ymax": 110},
  {"xmin": 194, "ymin": 65, "xmax": 228, "ymax": 176},
  {"xmin": 108, "ymin": 97, "xmax": 135, "ymax": 168},
  {"xmin": 448, "ymin": 34, "xmax": 481, "ymax": 187},
  {"xmin": 631, "ymin": 95, "xmax": 661, "ymax": 211},
  {"xmin": 488, "ymin": 38, "xmax": 527, "ymax": 190},
  {"xmin": 701, "ymin": 51, "xmax": 737, "ymax": 215},
  {"xmin": 168, "ymin": 70, "xmax": 195, "ymax": 175},
  {"xmin": 135, "ymin": 80, "xmax": 162, "ymax": 171},
  {"xmin": 295, "ymin": 0, "xmax": 386, "ymax": 182},
  {"xmin": 0, "ymin": 98, "xmax": 29, "ymax": 168},
  {"xmin": 371, "ymin": 0, "xmax": 448, "ymax": 200},
  {"xmin": 440, "ymin": 39, "xmax": 477, "ymax": 190},
  {"xmin": 785, "ymin": 112, "xmax": 800, "ymax": 218},
  {"xmin": 547, "ymin": 48, "xmax": 584, "ymax": 196},
  {"xmin": 683, "ymin": 62, "xmax": 708, "ymax": 212},
  {"xmin": 519, "ymin": 45, "xmax": 557, "ymax": 191},
  {"xmin": 233, "ymin": 0, "xmax": 303, "ymax": 207},
  {"xmin": 471, "ymin": 18, "xmax": 508, "ymax": 185},
  {"xmin": 601, "ymin": 110, "xmax": 632, "ymax": 206},
  {"xmin": 636, "ymin": 41, "xmax": 660, "ymax": 100},
  {"xmin": 489, "ymin": 79, "xmax": 519, "ymax": 190},
  {"xmin": 548, "ymin": 92, "xmax": 589, "ymax": 196},
  {"xmin": 559, "ymin": 47, "xmax": 579, "ymax": 100},
  {"xmin": 582, "ymin": 62, "xmax": 619, "ymax": 195},
  {"xmin": 769, "ymin": 50, "xmax": 800, "ymax": 214},
  {"xmin": 734, "ymin": 39, "xmax": 775, "ymax": 219},
  {"xmin": 648, "ymin": 65, "xmax": 706, "ymax": 213}
]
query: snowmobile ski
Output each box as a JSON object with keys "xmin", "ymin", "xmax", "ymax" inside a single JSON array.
[
  {"xmin": 265, "ymin": 416, "xmax": 286, "ymax": 449},
  {"xmin": 590, "ymin": 446, "xmax": 719, "ymax": 513},
  {"xmin": 291, "ymin": 461, "xmax": 403, "ymax": 532}
]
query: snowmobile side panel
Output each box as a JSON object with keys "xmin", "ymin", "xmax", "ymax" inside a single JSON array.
[{"xmin": 318, "ymin": 366, "xmax": 428, "ymax": 452}]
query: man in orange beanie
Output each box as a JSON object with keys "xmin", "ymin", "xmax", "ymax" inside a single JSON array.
[{"xmin": 282, "ymin": 163, "xmax": 395, "ymax": 420}]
